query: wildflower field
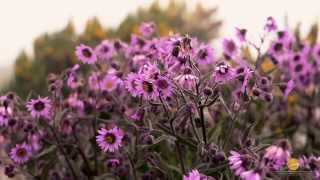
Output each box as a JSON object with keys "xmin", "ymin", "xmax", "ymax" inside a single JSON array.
[{"xmin": 1, "ymin": 17, "xmax": 320, "ymax": 180}]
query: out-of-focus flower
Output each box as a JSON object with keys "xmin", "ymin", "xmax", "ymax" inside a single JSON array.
[
  {"xmin": 99, "ymin": 74, "xmax": 122, "ymax": 92},
  {"xmin": 95, "ymin": 40, "xmax": 115, "ymax": 61},
  {"xmin": 264, "ymin": 16, "xmax": 277, "ymax": 32},
  {"xmin": 263, "ymin": 139, "xmax": 291, "ymax": 170},
  {"xmin": 139, "ymin": 22, "xmax": 155, "ymax": 38},
  {"xmin": 75, "ymin": 44, "xmax": 97, "ymax": 64}
]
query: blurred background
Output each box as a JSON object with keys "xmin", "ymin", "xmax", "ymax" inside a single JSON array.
[{"xmin": 0, "ymin": 0, "xmax": 320, "ymax": 98}]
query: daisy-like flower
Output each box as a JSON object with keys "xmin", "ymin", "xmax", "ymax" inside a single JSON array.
[
  {"xmin": 183, "ymin": 169, "xmax": 204, "ymax": 180},
  {"xmin": 195, "ymin": 44, "xmax": 214, "ymax": 65},
  {"xmin": 99, "ymin": 74, "xmax": 122, "ymax": 92},
  {"xmin": 26, "ymin": 97, "xmax": 51, "ymax": 119},
  {"xmin": 139, "ymin": 22, "xmax": 155, "ymax": 38},
  {"xmin": 75, "ymin": 44, "xmax": 97, "ymax": 64},
  {"xmin": 222, "ymin": 38, "xmax": 238, "ymax": 58},
  {"xmin": 155, "ymin": 75, "xmax": 173, "ymax": 98},
  {"xmin": 124, "ymin": 73, "xmax": 141, "ymax": 97},
  {"xmin": 264, "ymin": 16, "xmax": 277, "ymax": 32},
  {"xmin": 96, "ymin": 126, "xmax": 124, "ymax": 152},
  {"xmin": 66, "ymin": 64, "xmax": 80, "ymax": 89},
  {"xmin": 212, "ymin": 62, "xmax": 236, "ymax": 83},
  {"xmin": 136, "ymin": 76, "xmax": 157, "ymax": 100},
  {"xmin": 0, "ymin": 106, "xmax": 12, "ymax": 127},
  {"xmin": 95, "ymin": 40, "xmax": 115, "ymax": 61},
  {"xmin": 263, "ymin": 139, "xmax": 291, "ymax": 170},
  {"xmin": 235, "ymin": 27, "xmax": 247, "ymax": 42},
  {"xmin": 10, "ymin": 142, "xmax": 32, "ymax": 164},
  {"xmin": 240, "ymin": 169, "xmax": 261, "ymax": 180}
]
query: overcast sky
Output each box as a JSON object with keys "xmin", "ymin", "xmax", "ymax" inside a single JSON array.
[{"xmin": 0, "ymin": 0, "xmax": 319, "ymax": 67}]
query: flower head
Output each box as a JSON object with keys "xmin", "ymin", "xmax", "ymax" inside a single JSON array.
[
  {"xmin": 139, "ymin": 22, "xmax": 155, "ymax": 38},
  {"xmin": 212, "ymin": 62, "xmax": 236, "ymax": 83},
  {"xmin": 26, "ymin": 97, "xmax": 51, "ymax": 119},
  {"xmin": 95, "ymin": 40, "xmax": 115, "ymax": 61},
  {"xmin": 195, "ymin": 44, "xmax": 214, "ymax": 65},
  {"xmin": 155, "ymin": 75, "xmax": 174, "ymax": 98},
  {"xmin": 183, "ymin": 169, "xmax": 207, "ymax": 180},
  {"xmin": 125, "ymin": 73, "xmax": 142, "ymax": 97},
  {"xmin": 99, "ymin": 74, "xmax": 122, "ymax": 92},
  {"xmin": 96, "ymin": 126, "xmax": 124, "ymax": 152},
  {"xmin": 264, "ymin": 139, "xmax": 291, "ymax": 170},
  {"xmin": 75, "ymin": 44, "xmax": 97, "ymax": 64},
  {"xmin": 235, "ymin": 27, "xmax": 247, "ymax": 42},
  {"xmin": 136, "ymin": 76, "xmax": 157, "ymax": 100},
  {"xmin": 222, "ymin": 38, "xmax": 238, "ymax": 58},
  {"xmin": 10, "ymin": 142, "xmax": 32, "ymax": 164},
  {"xmin": 264, "ymin": 16, "xmax": 277, "ymax": 32}
]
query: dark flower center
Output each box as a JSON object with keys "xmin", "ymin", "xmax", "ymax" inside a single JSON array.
[
  {"xmin": 137, "ymin": 38, "xmax": 145, "ymax": 47},
  {"xmin": 317, "ymin": 50, "xmax": 320, "ymax": 56},
  {"xmin": 101, "ymin": 45, "xmax": 109, "ymax": 53},
  {"xmin": 34, "ymin": 101, "xmax": 45, "ymax": 111},
  {"xmin": 171, "ymin": 46, "xmax": 180, "ymax": 57},
  {"xmin": 227, "ymin": 41, "xmax": 235, "ymax": 52},
  {"xmin": 274, "ymin": 43, "xmax": 283, "ymax": 52},
  {"xmin": 131, "ymin": 80, "xmax": 137, "ymax": 89},
  {"xmin": 142, "ymin": 81, "xmax": 154, "ymax": 93},
  {"xmin": 104, "ymin": 133, "xmax": 116, "ymax": 144},
  {"xmin": 293, "ymin": 54, "xmax": 300, "ymax": 62},
  {"xmin": 198, "ymin": 49, "xmax": 208, "ymax": 59},
  {"xmin": 236, "ymin": 67, "xmax": 245, "ymax": 74},
  {"xmin": 294, "ymin": 64, "xmax": 303, "ymax": 72},
  {"xmin": 114, "ymin": 41, "xmax": 122, "ymax": 50},
  {"xmin": 82, "ymin": 48, "xmax": 92, "ymax": 58},
  {"xmin": 156, "ymin": 79, "xmax": 169, "ymax": 89},
  {"xmin": 16, "ymin": 148, "xmax": 27, "ymax": 158},
  {"xmin": 240, "ymin": 29, "xmax": 247, "ymax": 36}
]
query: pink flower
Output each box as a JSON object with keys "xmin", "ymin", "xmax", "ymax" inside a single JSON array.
[
  {"xmin": 26, "ymin": 97, "xmax": 51, "ymax": 119},
  {"xmin": 75, "ymin": 44, "xmax": 97, "ymax": 64},
  {"xmin": 95, "ymin": 40, "xmax": 115, "ymax": 61},
  {"xmin": 99, "ymin": 74, "xmax": 122, "ymax": 92},
  {"xmin": 10, "ymin": 142, "xmax": 32, "ymax": 164},
  {"xmin": 264, "ymin": 139, "xmax": 291, "ymax": 170},
  {"xmin": 96, "ymin": 126, "xmax": 124, "ymax": 152}
]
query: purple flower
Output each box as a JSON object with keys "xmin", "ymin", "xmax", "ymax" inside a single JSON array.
[
  {"xmin": 263, "ymin": 139, "xmax": 291, "ymax": 170},
  {"xmin": 96, "ymin": 126, "xmax": 124, "ymax": 152},
  {"xmin": 75, "ymin": 44, "xmax": 97, "ymax": 64},
  {"xmin": 264, "ymin": 16, "xmax": 277, "ymax": 32},
  {"xmin": 95, "ymin": 40, "xmax": 115, "ymax": 61},
  {"xmin": 26, "ymin": 97, "xmax": 51, "ymax": 119},
  {"xmin": 124, "ymin": 73, "xmax": 141, "ymax": 97},
  {"xmin": 212, "ymin": 62, "xmax": 236, "ymax": 83},
  {"xmin": 235, "ymin": 27, "xmax": 247, "ymax": 42},
  {"xmin": 222, "ymin": 38, "xmax": 238, "ymax": 58},
  {"xmin": 195, "ymin": 44, "xmax": 214, "ymax": 65},
  {"xmin": 174, "ymin": 69, "xmax": 199, "ymax": 90},
  {"xmin": 136, "ymin": 75, "xmax": 157, "ymax": 100},
  {"xmin": 228, "ymin": 151, "xmax": 246, "ymax": 176},
  {"xmin": 10, "ymin": 142, "xmax": 32, "ymax": 164},
  {"xmin": 183, "ymin": 169, "xmax": 205, "ymax": 180},
  {"xmin": 99, "ymin": 74, "xmax": 122, "ymax": 92},
  {"xmin": 240, "ymin": 170, "xmax": 261, "ymax": 180},
  {"xmin": 155, "ymin": 75, "xmax": 173, "ymax": 98},
  {"xmin": 66, "ymin": 64, "xmax": 80, "ymax": 89},
  {"xmin": 139, "ymin": 22, "xmax": 155, "ymax": 38}
]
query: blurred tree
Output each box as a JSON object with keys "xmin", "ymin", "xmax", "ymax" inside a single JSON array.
[{"xmin": 4, "ymin": 0, "xmax": 222, "ymax": 98}]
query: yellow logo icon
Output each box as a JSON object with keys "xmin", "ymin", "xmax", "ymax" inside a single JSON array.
[{"xmin": 287, "ymin": 158, "xmax": 299, "ymax": 171}]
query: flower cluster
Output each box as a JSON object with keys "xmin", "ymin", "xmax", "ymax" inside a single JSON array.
[{"xmin": 0, "ymin": 17, "xmax": 320, "ymax": 180}]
